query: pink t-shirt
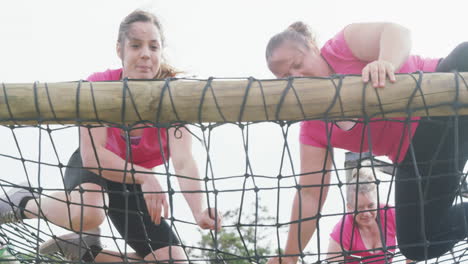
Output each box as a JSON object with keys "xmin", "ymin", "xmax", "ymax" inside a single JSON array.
[
  {"xmin": 330, "ymin": 205, "xmax": 396, "ymax": 264},
  {"xmin": 300, "ymin": 29, "xmax": 440, "ymax": 163},
  {"xmin": 87, "ymin": 68, "xmax": 170, "ymax": 169}
]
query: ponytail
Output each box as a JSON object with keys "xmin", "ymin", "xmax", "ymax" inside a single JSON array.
[{"xmin": 265, "ymin": 21, "xmax": 316, "ymax": 60}]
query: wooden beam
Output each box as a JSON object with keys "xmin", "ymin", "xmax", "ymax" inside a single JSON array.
[{"xmin": 1, "ymin": 72, "xmax": 468, "ymax": 124}]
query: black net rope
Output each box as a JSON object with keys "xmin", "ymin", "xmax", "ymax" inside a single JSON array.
[{"xmin": 0, "ymin": 72, "xmax": 466, "ymax": 263}]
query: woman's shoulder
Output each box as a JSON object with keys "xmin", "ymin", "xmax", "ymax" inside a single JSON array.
[
  {"xmin": 87, "ymin": 68, "xmax": 123, "ymax": 82},
  {"xmin": 321, "ymin": 27, "xmax": 350, "ymax": 57},
  {"xmin": 331, "ymin": 213, "xmax": 355, "ymax": 235},
  {"xmin": 320, "ymin": 25, "xmax": 368, "ymax": 74},
  {"xmin": 330, "ymin": 213, "xmax": 356, "ymax": 248}
]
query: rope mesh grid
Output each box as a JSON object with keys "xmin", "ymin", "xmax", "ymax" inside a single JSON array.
[{"xmin": 0, "ymin": 72, "xmax": 466, "ymax": 263}]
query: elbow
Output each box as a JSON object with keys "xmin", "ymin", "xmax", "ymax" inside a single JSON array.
[
  {"xmin": 172, "ymin": 157, "xmax": 190, "ymax": 174},
  {"xmin": 381, "ymin": 22, "xmax": 412, "ymax": 65},
  {"xmin": 384, "ymin": 22, "xmax": 409, "ymax": 33},
  {"xmin": 398, "ymin": 24, "xmax": 412, "ymax": 57},
  {"xmin": 395, "ymin": 23, "xmax": 411, "ymax": 42},
  {"xmin": 297, "ymin": 184, "xmax": 330, "ymax": 202},
  {"xmin": 172, "ymin": 152, "xmax": 196, "ymax": 176},
  {"xmin": 385, "ymin": 22, "xmax": 411, "ymax": 45},
  {"xmin": 172, "ymin": 161, "xmax": 185, "ymax": 173}
]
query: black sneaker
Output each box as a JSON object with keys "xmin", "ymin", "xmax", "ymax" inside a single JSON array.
[
  {"xmin": 0, "ymin": 182, "xmax": 36, "ymax": 224},
  {"xmin": 39, "ymin": 228, "xmax": 102, "ymax": 261}
]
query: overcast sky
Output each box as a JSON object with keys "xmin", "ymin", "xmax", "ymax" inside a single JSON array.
[
  {"xmin": 1, "ymin": 0, "xmax": 467, "ymax": 82},
  {"xmin": 1, "ymin": 0, "xmax": 467, "ymax": 262}
]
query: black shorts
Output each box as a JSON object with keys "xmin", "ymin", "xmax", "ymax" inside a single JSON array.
[
  {"xmin": 395, "ymin": 116, "xmax": 468, "ymax": 259},
  {"xmin": 64, "ymin": 149, "xmax": 180, "ymax": 257}
]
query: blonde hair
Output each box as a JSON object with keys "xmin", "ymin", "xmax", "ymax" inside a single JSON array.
[
  {"xmin": 346, "ymin": 167, "xmax": 378, "ymax": 205},
  {"xmin": 118, "ymin": 10, "xmax": 180, "ymax": 78},
  {"xmin": 265, "ymin": 21, "xmax": 317, "ymax": 60}
]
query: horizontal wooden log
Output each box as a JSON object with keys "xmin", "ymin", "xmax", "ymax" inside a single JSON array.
[{"xmin": 1, "ymin": 72, "xmax": 468, "ymax": 125}]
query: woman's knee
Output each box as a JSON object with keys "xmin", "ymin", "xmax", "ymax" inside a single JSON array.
[
  {"xmin": 452, "ymin": 42, "xmax": 468, "ymax": 63},
  {"xmin": 396, "ymin": 225, "xmax": 430, "ymax": 260},
  {"xmin": 454, "ymin": 41, "xmax": 468, "ymax": 51},
  {"xmin": 438, "ymin": 42, "xmax": 468, "ymax": 72},
  {"xmin": 69, "ymin": 183, "xmax": 108, "ymax": 230},
  {"xmin": 144, "ymin": 246, "xmax": 187, "ymax": 263},
  {"xmin": 399, "ymin": 246, "xmax": 428, "ymax": 261},
  {"xmin": 400, "ymin": 243, "xmax": 455, "ymax": 261}
]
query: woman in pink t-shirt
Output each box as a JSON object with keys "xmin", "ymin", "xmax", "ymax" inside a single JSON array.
[
  {"xmin": 0, "ymin": 10, "xmax": 222, "ymax": 263},
  {"xmin": 327, "ymin": 168, "xmax": 406, "ymax": 264},
  {"xmin": 265, "ymin": 22, "xmax": 468, "ymax": 264}
]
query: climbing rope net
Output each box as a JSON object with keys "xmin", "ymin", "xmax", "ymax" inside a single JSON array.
[{"xmin": 0, "ymin": 72, "xmax": 467, "ymax": 263}]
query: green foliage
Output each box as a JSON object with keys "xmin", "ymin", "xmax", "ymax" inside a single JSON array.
[
  {"xmin": 0, "ymin": 246, "xmax": 20, "ymax": 264},
  {"xmin": 194, "ymin": 203, "xmax": 276, "ymax": 264},
  {"xmin": 0, "ymin": 245, "xmax": 64, "ymax": 264}
]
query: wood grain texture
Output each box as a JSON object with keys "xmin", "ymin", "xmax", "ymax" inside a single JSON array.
[{"xmin": 1, "ymin": 72, "xmax": 467, "ymax": 124}]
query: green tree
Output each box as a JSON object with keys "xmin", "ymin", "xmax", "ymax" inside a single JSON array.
[{"xmin": 194, "ymin": 203, "xmax": 276, "ymax": 264}]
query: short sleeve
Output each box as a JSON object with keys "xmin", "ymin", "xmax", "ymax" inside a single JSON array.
[
  {"xmin": 330, "ymin": 216, "xmax": 352, "ymax": 250},
  {"xmin": 320, "ymin": 27, "xmax": 368, "ymax": 75},
  {"xmin": 86, "ymin": 69, "xmax": 122, "ymax": 82},
  {"xmin": 299, "ymin": 121, "xmax": 328, "ymax": 148},
  {"xmin": 86, "ymin": 71, "xmax": 107, "ymax": 82},
  {"xmin": 321, "ymin": 28, "xmax": 357, "ymax": 62}
]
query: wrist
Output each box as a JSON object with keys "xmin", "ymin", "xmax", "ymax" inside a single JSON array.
[
  {"xmin": 191, "ymin": 207, "xmax": 205, "ymax": 219},
  {"xmin": 284, "ymin": 245, "xmax": 300, "ymax": 261},
  {"xmin": 184, "ymin": 194, "xmax": 205, "ymax": 216},
  {"xmin": 134, "ymin": 174, "xmax": 145, "ymax": 185}
]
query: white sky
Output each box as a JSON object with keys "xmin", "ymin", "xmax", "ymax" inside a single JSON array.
[
  {"xmin": 1, "ymin": 0, "xmax": 467, "ymax": 262},
  {"xmin": 1, "ymin": 0, "xmax": 467, "ymax": 82}
]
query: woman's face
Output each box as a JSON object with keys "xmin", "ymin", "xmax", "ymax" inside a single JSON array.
[
  {"xmin": 117, "ymin": 21, "xmax": 162, "ymax": 79},
  {"xmin": 347, "ymin": 192, "xmax": 378, "ymax": 227},
  {"xmin": 267, "ymin": 41, "xmax": 331, "ymax": 78}
]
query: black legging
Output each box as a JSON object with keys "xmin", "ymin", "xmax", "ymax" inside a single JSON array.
[{"xmin": 396, "ymin": 42, "xmax": 468, "ymax": 260}]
